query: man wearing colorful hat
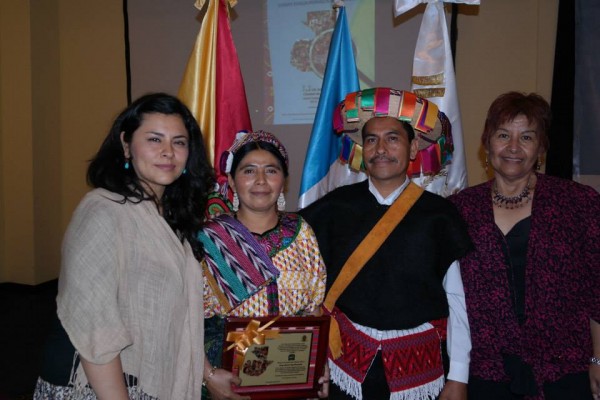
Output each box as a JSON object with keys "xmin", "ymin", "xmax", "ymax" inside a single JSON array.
[{"xmin": 299, "ymin": 88, "xmax": 472, "ymax": 400}]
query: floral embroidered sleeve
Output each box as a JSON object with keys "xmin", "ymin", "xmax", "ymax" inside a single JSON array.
[
  {"xmin": 303, "ymin": 222, "xmax": 327, "ymax": 314},
  {"xmin": 202, "ymin": 260, "xmax": 223, "ymax": 318},
  {"xmin": 268, "ymin": 215, "xmax": 327, "ymax": 316}
]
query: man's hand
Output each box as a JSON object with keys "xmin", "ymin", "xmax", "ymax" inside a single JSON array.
[{"xmin": 439, "ymin": 379, "xmax": 467, "ymax": 400}]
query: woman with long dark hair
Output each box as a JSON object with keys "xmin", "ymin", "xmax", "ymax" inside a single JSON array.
[{"xmin": 34, "ymin": 93, "xmax": 214, "ymax": 399}]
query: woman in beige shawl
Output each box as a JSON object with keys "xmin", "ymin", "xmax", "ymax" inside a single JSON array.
[{"xmin": 34, "ymin": 93, "xmax": 214, "ymax": 399}]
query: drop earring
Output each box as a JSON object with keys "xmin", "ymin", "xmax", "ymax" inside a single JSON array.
[
  {"xmin": 124, "ymin": 159, "xmax": 130, "ymax": 170},
  {"xmin": 277, "ymin": 193, "xmax": 286, "ymax": 211},
  {"xmin": 232, "ymin": 192, "xmax": 239, "ymax": 212}
]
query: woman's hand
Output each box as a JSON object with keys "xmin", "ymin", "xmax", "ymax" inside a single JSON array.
[
  {"xmin": 205, "ymin": 368, "xmax": 250, "ymax": 400},
  {"xmin": 591, "ymin": 319, "xmax": 600, "ymax": 399},
  {"xmin": 591, "ymin": 363, "xmax": 600, "ymax": 400},
  {"xmin": 307, "ymin": 363, "xmax": 329, "ymax": 399},
  {"xmin": 317, "ymin": 363, "xmax": 330, "ymax": 398}
]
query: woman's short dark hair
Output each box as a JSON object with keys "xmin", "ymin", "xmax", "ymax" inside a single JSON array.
[
  {"xmin": 482, "ymin": 92, "xmax": 551, "ymax": 151},
  {"xmin": 87, "ymin": 92, "xmax": 215, "ymax": 259},
  {"xmin": 229, "ymin": 141, "xmax": 289, "ymax": 178}
]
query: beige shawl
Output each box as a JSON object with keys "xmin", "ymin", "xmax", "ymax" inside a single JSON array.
[{"xmin": 57, "ymin": 188, "xmax": 204, "ymax": 399}]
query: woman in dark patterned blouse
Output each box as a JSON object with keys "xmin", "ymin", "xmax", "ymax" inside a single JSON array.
[{"xmin": 449, "ymin": 92, "xmax": 600, "ymax": 400}]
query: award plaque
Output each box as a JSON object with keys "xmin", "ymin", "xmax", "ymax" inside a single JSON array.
[{"xmin": 222, "ymin": 315, "xmax": 330, "ymax": 399}]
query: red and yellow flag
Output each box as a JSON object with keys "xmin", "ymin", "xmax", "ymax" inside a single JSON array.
[{"xmin": 179, "ymin": 0, "xmax": 252, "ymax": 190}]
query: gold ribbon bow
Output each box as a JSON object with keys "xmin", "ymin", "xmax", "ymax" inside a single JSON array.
[{"xmin": 225, "ymin": 317, "xmax": 281, "ymax": 367}]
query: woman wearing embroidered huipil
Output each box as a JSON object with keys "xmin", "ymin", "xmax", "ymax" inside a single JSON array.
[
  {"xmin": 33, "ymin": 93, "xmax": 214, "ymax": 399},
  {"xmin": 198, "ymin": 131, "xmax": 328, "ymax": 399},
  {"xmin": 449, "ymin": 92, "xmax": 600, "ymax": 399}
]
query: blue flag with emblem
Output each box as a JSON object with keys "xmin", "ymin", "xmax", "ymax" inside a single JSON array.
[{"xmin": 297, "ymin": 6, "xmax": 364, "ymax": 209}]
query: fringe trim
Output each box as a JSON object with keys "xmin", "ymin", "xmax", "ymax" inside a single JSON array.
[
  {"xmin": 329, "ymin": 358, "xmax": 445, "ymax": 400},
  {"xmin": 352, "ymin": 320, "xmax": 433, "ymax": 339},
  {"xmin": 390, "ymin": 374, "xmax": 444, "ymax": 400},
  {"xmin": 329, "ymin": 360, "xmax": 363, "ymax": 400}
]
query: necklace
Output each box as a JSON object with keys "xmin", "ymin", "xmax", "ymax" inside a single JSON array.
[{"xmin": 492, "ymin": 177, "xmax": 533, "ymax": 209}]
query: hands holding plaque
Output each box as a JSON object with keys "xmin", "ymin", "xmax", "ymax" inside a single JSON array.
[{"xmin": 220, "ymin": 316, "xmax": 330, "ymax": 400}]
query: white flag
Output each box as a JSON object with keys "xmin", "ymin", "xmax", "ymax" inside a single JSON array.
[{"xmin": 395, "ymin": 0, "xmax": 479, "ymax": 196}]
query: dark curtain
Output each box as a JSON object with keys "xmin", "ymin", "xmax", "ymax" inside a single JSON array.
[
  {"xmin": 573, "ymin": 0, "xmax": 600, "ymax": 178},
  {"xmin": 546, "ymin": 0, "xmax": 574, "ymax": 179},
  {"xmin": 123, "ymin": 0, "xmax": 132, "ymax": 104}
]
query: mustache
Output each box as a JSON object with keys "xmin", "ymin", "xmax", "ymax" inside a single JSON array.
[{"xmin": 367, "ymin": 155, "xmax": 398, "ymax": 164}]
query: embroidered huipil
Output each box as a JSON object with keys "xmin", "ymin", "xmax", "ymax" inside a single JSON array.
[{"xmin": 203, "ymin": 213, "xmax": 326, "ymax": 318}]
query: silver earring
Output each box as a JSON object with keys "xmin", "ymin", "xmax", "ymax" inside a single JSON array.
[
  {"xmin": 232, "ymin": 192, "xmax": 239, "ymax": 212},
  {"xmin": 277, "ymin": 193, "xmax": 286, "ymax": 211}
]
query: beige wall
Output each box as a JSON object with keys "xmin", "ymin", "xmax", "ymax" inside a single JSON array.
[
  {"xmin": 0, "ymin": 0, "xmax": 126, "ymax": 284},
  {"xmin": 457, "ymin": 0, "xmax": 558, "ymax": 185},
  {"xmin": 0, "ymin": 0, "xmax": 558, "ymax": 284},
  {"xmin": 1, "ymin": 0, "xmax": 35, "ymax": 283}
]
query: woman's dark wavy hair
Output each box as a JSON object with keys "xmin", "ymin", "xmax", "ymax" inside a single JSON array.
[
  {"xmin": 482, "ymin": 91, "xmax": 551, "ymax": 151},
  {"xmin": 87, "ymin": 92, "xmax": 215, "ymax": 259}
]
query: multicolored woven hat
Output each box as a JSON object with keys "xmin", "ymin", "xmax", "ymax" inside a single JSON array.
[{"xmin": 333, "ymin": 87, "xmax": 454, "ymax": 177}]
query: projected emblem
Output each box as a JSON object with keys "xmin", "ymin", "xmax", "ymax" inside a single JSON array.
[{"xmin": 290, "ymin": 10, "xmax": 335, "ymax": 79}]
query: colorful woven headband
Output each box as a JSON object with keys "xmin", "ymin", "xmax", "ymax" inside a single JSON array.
[
  {"xmin": 333, "ymin": 87, "xmax": 454, "ymax": 176},
  {"xmin": 219, "ymin": 130, "xmax": 289, "ymax": 175}
]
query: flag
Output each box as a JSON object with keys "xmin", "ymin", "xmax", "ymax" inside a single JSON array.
[
  {"xmin": 179, "ymin": 0, "xmax": 252, "ymax": 192},
  {"xmin": 395, "ymin": 0, "xmax": 479, "ymax": 197},
  {"xmin": 298, "ymin": 6, "xmax": 364, "ymax": 209}
]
